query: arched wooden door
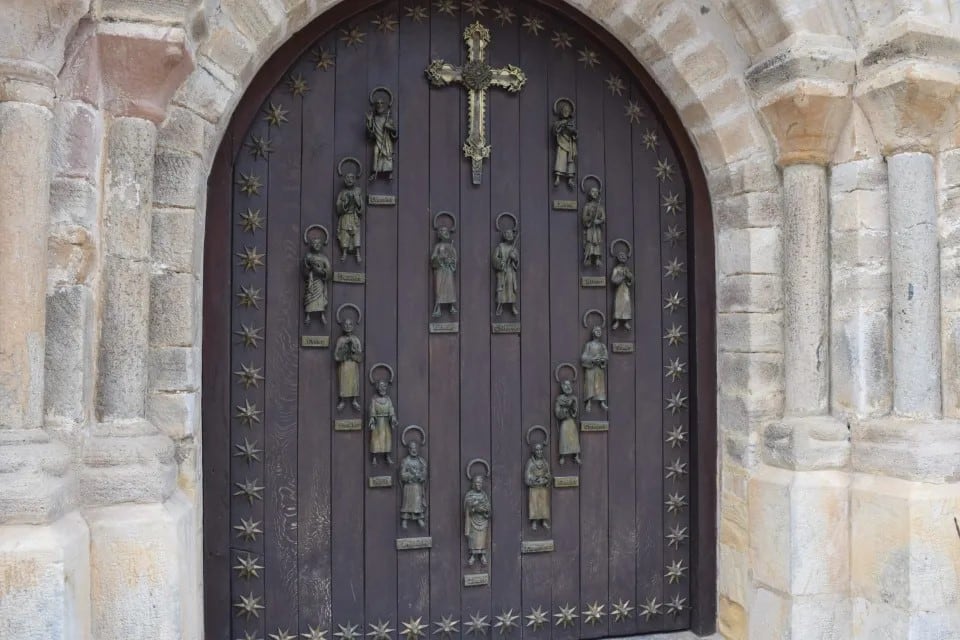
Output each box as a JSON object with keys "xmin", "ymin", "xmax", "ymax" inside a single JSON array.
[{"xmin": 202, "ymin": 2, "xmax": 717, "ymax": 638}]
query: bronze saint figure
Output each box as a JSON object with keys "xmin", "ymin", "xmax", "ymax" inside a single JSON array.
[
  {"xmin": 581, "ymin": 310, "xmax": 609, "ymax": 412},
  {"xmin": 334, "ymin": 304, "xmax": 363, "ymax": 412},
  {"xmin": 302, "ymin": 225, "xmax": 331, "ymax": 325},
  {"xmin": 524, "ymin": 426, "xmax": 551, "ymax": 530},
  {"xmin": 336, "ymin": 157, "xmax": 364, "ymax": 263},
  {"xmin": 464, "ymin": 459, "xmax": 491, "ymax": 567},
  {"xmin": 431, "ymin": 212, "xmax": 459, "ymax": 318},
  {"xmin": 553, "ymin": 98, "xmax": 578, "ymax": 189},
  {"xmin": 554, "ymin": 364, "xmax": 581, "ymax": 465},
  {"xmin": 366, "ymin": 87, "xmax": 398, "ymax": 182},
  {"xmin": 581, "ymin": 176, "xmax": 605, "ymax": 268},
  {"xmin": 610, "ymin": 239, "xmax": 634, "ymax": 330},
  {"xmin": 492, "ymin": 212, "xmax": 520, "ymax": 317},
  {"xmin": 399, "ymin": 426, "xmax": 427, "ymax": 528},
  {"xmin": 368, "ymin": 364, "xmax": 397, "ymax": 465}
]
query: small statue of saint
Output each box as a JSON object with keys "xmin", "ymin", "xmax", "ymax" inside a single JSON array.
[
  {"xmin": 368, "ymin": 365, "xmax": 397, "ymax": 465},
  {"xmin": 334, "ymin": 305, "xmax": 363, "ymax": 412},
  {"xmin": 302, "ymin": 225, "xmax": 331, "ymax": 325},
  {"xmin": 335, "ymin": 157, "xmax": 364, "ymax": 263},
  {"xmin": 366, "ymin": 88, "xmax": 398, "ymax": 182},
  {"xmin": 431, "ymin": 213, "xmax": 458, "ymax": 318},
  {"xmin": 463, "ymin": 461, "xmax": 491, "ymax": 567},
  {"xmin": 524, "ymin": 438, "xmax": 551, "ymax": 530},
  {"xmin": 610, "ymin": 241, "xmax": 634, "ymax": 331},
  {"xmin": 581, "ymin": 316, "xmax": 609, "ymax": 413},
  {"xmin": 492, "ymin": 214, "xmax": 520, "ymax": 317},
  {"xmin": 553, "ymin": 98, "xmax": 578, "ymax": 189},
  {"xmin": 399, "ymin": 427, "xmax": 427, "ymax": 529},
  {"xmin": 581, "ymin": 178, "xmax": 605, "ymax": 268},
  {"xmin": 554, "ymin": 375, "xmax": 581, "ymax": 465}
]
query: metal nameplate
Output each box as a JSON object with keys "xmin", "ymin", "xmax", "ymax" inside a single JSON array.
[
  {"xmin": 368, "ymin": 194, "xmax": 397, "ymax": 206},
  {"xmin": 396, "ymin": 536, "xmax": 433, "ymax": 550},
  {"xmin": 430, "ymin": 322, "xmax": 459, "ymax": 334},
  {"xmin": 553, "ymin": 199, "xmax": 578, "ymax": 210},
  {"xmin": 612, "ymin": 342, "xmax": 635, "ymax": 353},
  {"xmin": 301, "ymin": 335, "xmax": 330, "ymax": 348},
  {"xmin": 580, "ymin": 276, "xmax": 606, "ymax": 288},
  {"xmin": 581, "ymin": 420, "xmax": 609, "ymax": 432},
  {"xmin": 368, "ymin": 475, "xmax": 393, "ymax": 488},
  {"xmin": 334, "ymin": 419, "xmax": 362, "ymax": 431},
  {"xmin": 521, "ymin": 540, "xmax": 555, "ymax": 554},
  {"xmin": 554, "ymin": 476, "xmax": 580, "ymax": 488},
  {"xmin": 491, "ymin": 322, "xmax": 521, "ymax": 334},
  {"xmin": 334, "ymin": 271, "xmax": 366, "ymax": 284},
  {"xmin": 463, "ymin": 573, "xmax": 489, "ymax": 587}
]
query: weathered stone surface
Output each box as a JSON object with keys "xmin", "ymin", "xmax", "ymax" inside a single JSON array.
[
  {"xmin": 852, "ymin": 418, "xmax": 960, "ymax": 483},
  {"xmin": 148, "ymin": 346, "xmax": 200, "ymax": 393},
  {"xmin": 150, "ymin": 273, "xmax": 199, "ymax": 347},
  {"xmin": 717, "ymin": 227, "xmax": 781, "ymax": 276},
  {"xmin": 80, "ymin": 421, "xmax": 177, "ymax": 506},
  {"xmin": 147, "ymin": 391, "xmax": 199, "ymax": 440},
  {"xmin": 154, "ymin": 147, "xmax": 205, "ymax": 209},
  {"xmin": 0, "ymin": 429, "xmax": 71, "ymax": 524},
  {"xmin": 103, "ymin": 117, "xmax": 156, "ymax": 261},
  {"xmin": 49, "ymin": 177, "xmax": 98, "ymax": 230},
  {"xmin": 763, "ymin": 416, "xmax": 850, "ymax": 470},
  {"xmin": 757, "ymin": 79, "xmax": 852, "ymax": 166},
  {"xmin": 44, "ymin": 285, "xmax": 95, "ymax": 426},
  {"xmin": 52, "ymin": 100, "xmax": 102, "ymax": 180},
  {"xmin": 152, "ymin": 208, "xmax": 199, "ymax": 273}
]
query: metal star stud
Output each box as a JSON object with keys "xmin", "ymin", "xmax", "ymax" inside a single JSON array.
[
  {"xmin": 638, "ymin": 597, "xmax": 661, "ymax": 620},
  {"xmin": 552, "ymin": 31, "xmax": 574, "ymax": 50},
  {"xmin": 372, "ymin": 14, "xmax": 399, "ymax": 32},
  {"xmin": 340, "ymin": 26, "xmax": 366, "ymax": 47},
  {"xmin": 238, "ymin": 172, "xmax": 263, "ymax": 196},
  {"xmin": 525, "ymin": 607, "xmax": 548, "ymax": 630},
  {"xmin": 233, "ymin": 553, "xmax": 263, "ymax": 579},
  {"xmin": 401, "ymin": 618, "xmax": 427, "ymax": 640},
  {"xmin": 433, "ymin": 615, "xmax": 459, "ymax": 637},
  {"xmin": 234, "ymin": 477, "xmax": 265, "ymax": 504},
  {"xmin": 612, "ymin": 599, "xmax": 634, "ymax": 622},
  {"xmin": 663, "ymin": 324, "xmax": 686, "ymax": 346},
  {"xmin": 235, "ymin": 362, "xmax": 264, "ymax": 389},
  {"xmin": 664, "ymin": 357, "xmax": 687, "ymax": 382},
  {"xmin": 666, "ymin": 594, "xmax": 687, "ymax": 616},
  {"xmin": 405, "ymin": 5, "xmax": 429, "ymax": 22},
  {"xmin": 666, "ymin": 425, "xmax": 688, "ymax": 448},
  {"xmin": 234, "ymin": 592, "xmax": 264, "ymax": 619},
  {"xmin": 246, "ymin": 134, "xmax": 273, "ymax": 160},
  {"xmin": 577, "ymin": 48, "xmax": 599, "ymax": 68},
  {"xmin": 493, "ymin": 4, "xmax": 515, "ymax": 25},
  {"xmin": 522, "ymin": 16, "xmax": 544, "ymax": 36},
  {"xmin": 642, "ymin": 129, "xmax": 659, "ymax": 150},
  {"xmin": 664, "ymin": 258, "xmax": 685, "ymax": 280},
  {"xmin": 237, "ymin": 283, "xmax": 263, "ymax": 309},
  {"xmin": 605, "ymin": 74, "xmax": 625, "ymax": 96},
  {"xmin": 264, "ymin": 102, "xmax": 289, "ymax": 127},
  {"xmin": 665, "ymin": 492, "xmax": 688, "ymax": 514},
  {"xmin": 625, "ymin": 100, "xmax": 644, "ymax": 124},
  {"xmin": 493, "ymin": 609, "xmax": 519, "ymax": 635},
  {"xmin": 554, "ymin": 604, "xmax": 577, "ymax": 628},
  {"xmin": 665, "ymin": 559, "xmax": 688, "ymax": 584},
  {"xmin": 663, "ymin": 192, "xmax": 683, "ymax": 215},
  {"xmin": 463, "ymin": 0, "xmax": 488, "ymax": 17},
  {"xmin": 663, "ymin": 225, "xmax": 685, "ymax": 245},
  {"xmin": 236, "ymin": 324, "xmax": 264, "ymax": 349},
  {"xmin": 235, "ymin": 398, "xmax": 262, "ymax": 427},
  {"xmin": 238, "ymin": 632, "xmax": 264, "ymax": 640},
  {"xmin": 287, "ymin": 73, "xmax": 310, "ymax": 97},
  {"xmin": 335, "ymin": 623, "xmax": 361, "ymax": 640},
  {"xmin": 664, "ymin": 291, "xmax": 686, "ymax": 312},
  {"xmin": 238, "ymin": 208, "xmax": 265, "ymax": 233},
  {"xmin": 582, "ymin": 602, "xmax": 605, "ymax": 625},
  {"xmin": 655, "ymin": 158, "xmax": 676, "ymax": 181},
  {"xmin": 368, "ymin": 620, "xmax": 395, "ymax": 640},
  {"xmin": 303, "ymin": 624, "xmax": 329, "ymax": 640},
  {"xmin": 313, "ymin": 47, "xmax": 335, "ymax": 71},
  {"xmin": 665, "ymin": 458, "xmax": 688, "ymax": 480},
  {"xmin": 271, "ymin": 630, "xmax": 298, "ymax": 640},
  {"xmin": 464, "ymin": 612, "xmax": 489, "ymax": 636},
  {"xmin": 667, "ymin": 523, "xmax": 690, "ymax": 548},
  {"xmin": 234, "ymin": 517, "xmax": 262, "ymax": 541},
  {"xmin": 237, "ymin": 245, "xmax": 266, "ymax": 272},
  {"xmin": 665, "ymin": 390, "xmax": 688, "ymax": 414},
  {"xmin": 434, "ymin": 0, "xmax": 458, "ymax": 15},
  {"xmin": 234, "ymin": 437, "xmax": 262, "ymax": 464}
]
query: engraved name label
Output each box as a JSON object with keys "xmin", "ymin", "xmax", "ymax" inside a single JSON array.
[
  {"xmin": 334, "ymin": 419, "xmax": 362, "ymax": 431},
  {"xmin": 396, "ymin": 536, "xmax": 433, "ymax": 550},
  {"xmin": 580, "ymin": 276, "xmax": 606, "ymax": 288},
  {"xmin": 581, "ymin": 420, "xmax": 609, "ymax": 432},
  {"xmin": 612, "ymin": 342, "xmax": 635, "ymax": 354},
  {"xmin": 491, "ymin": 322, "xmax": 521, "ymax": 334},
  {"xmin": 368, "ymin": 475, "xmax": 393, "ymax": 488},
  {"xmin": 430, "ymin": 322, "xmax": 460, "ymax": 334},
  {"xmin": 554, "ymin": 476, "xmax": 580, "ymax": 488},
  {"xmin": 521, "ymin": 540, "xmax": 555, "ymax": 554},
  {"xmin": 334, "ymin": 271, "xmax": 366, "ymax": 284},
  {"xmin": 463, "ymin": 573, "xmax": 490, "ymax": 587},
  {"xmin": 301, "ymin": 335, "xmax": 330, "ymax": 348},
  {"xmin": 368, "ymin": 194, "xmax": 397, "ymax": 206},
  {"xmin": 553, "ymin": 199, "xmax": 578, "ymax": 210}
]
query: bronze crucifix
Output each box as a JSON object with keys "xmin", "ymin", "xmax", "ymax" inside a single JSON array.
[{"xmin": 426, "ymin": 22, "xmax": 527, "ymax": 185}]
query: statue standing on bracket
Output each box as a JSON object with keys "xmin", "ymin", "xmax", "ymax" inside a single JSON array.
[
  {"xmin": 492, "ymin": 212, "xmax": 520, "ymax": 317},
  {"xmin": 302, "ymin": 225, "xmax": 331, "ymax": 325},
  {"xmin": 336, "ymin": 157, "xmax": 364, "ymax": 263},
  {"xmin": 554, "ymin": 364, "xmax": 581, "ymax": 465},
  {"xmin": 431, "ymin": 212, "xmax": 459, "ymax": 318},
  {"xmin": 581, "ymin": 176, "xmax": 605, "ymax": 268},
  {"xmin": 334, "ymin": 304, "xmax": 363, "ymax": 412},
  {"xmin": 581, "ymin": 310, "xmax": 609, "ymax": 413},
  {"xmin": 399, "ymin": 426, "xmax": 428, "ymax": 529},
  {"xmin": 368, "ymin": 363, "xmax": 397, "ymax": 466},
  {"xmin": 464, "ymin": 459, "xmax": 491, "ymax": 567},
  {"xmin": 552, "ymin": 98, "xmax": 578, "ymax": 189},
  {"xmin": 524, "ymin": 426, "xmax": 552, "ymax": 530},
  {"xmin": 610, "ymin": 239, "xmax": 634, "ymax": 331},
  {"xmin": 366, "ymin": 87, "xmax": 398, "ymax": 182}
]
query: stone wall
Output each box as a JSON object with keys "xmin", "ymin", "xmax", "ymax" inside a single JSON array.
[{"xmin": 0, "ymin": 0, "xmax": 958, "ymax": 638}]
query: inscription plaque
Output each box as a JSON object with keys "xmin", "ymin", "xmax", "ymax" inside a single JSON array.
[
  {"xmin": 334, "ymin": 419, "xmax": 363, "ymax": 431},
  {"xmin": 430, "ymin": 322, "xmax": 459, "ymax": 334},
  {"xmin": 368, "ymin": 194, "xmax": 397, "ymax": 206},
  {"xmin": 612, "ymin": 342, "xmax": 635, "ymax": 354},
  {"xmin": 334, "ymin": 271, "xmax": 366, "ymax": 284},
  {"xmin": 554, "ymin": 476, "xmax": 580, "ymax": 488},
  {"xmin": 301, "ymin": 335, "xmax": 330, "ymax": 348},
  {"xmin": 396, "ymin": 537, "xmax": 433, "ymax": 550},
  {"xmin": 521, "ymin": 540, "xmax": 555, "ymax": 554},
  {"xmin": 581, "ymin": 420, "xmax": 609, "ymax": 432},
  {"xmin": 491, "ymin": 322, "xmax": 521, "ymax": 334},
  {"xmin": 553, "ymin": 199, "xmax": 578, "ymax": 210},
  {"xmin": 368, "ymin": 475, "xmax": 393, "ymax": 488},
  {"xmin": 580, "ymin": 276, "xmax": 606, "ymax": 288},
  {"xmin": 463, "ymin": 573, "xmax": 490, "ymax": 587}
]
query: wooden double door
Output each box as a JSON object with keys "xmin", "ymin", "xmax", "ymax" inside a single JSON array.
[{"xmin": 202, "ymin": 1, "xmax": 716, "ymax": 639}]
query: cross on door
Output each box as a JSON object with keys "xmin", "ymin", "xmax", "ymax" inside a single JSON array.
[{"xmin": 426, "ymin": 22, "xmax": 527, "ymax": 185}]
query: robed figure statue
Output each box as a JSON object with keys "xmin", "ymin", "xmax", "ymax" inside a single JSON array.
[
  {"xmin": 581, "ymin": 182, "xmax": 605, "ymax": 267},
  {"xmin": 368, "ymin": 378, "xmax": 397, "ymax": 465},
  {"xmin": 553, "ymin": 98, "xmax": 578, "ymax": 189},
  {"xmin": 463, "ymin": 472, "xmax": 491, "ymax": 567},
  {"xmin": 610, "ymin": 247, "xmax": 634, "ymax": 331},
  {"xmin": 492, "ymin": 224, "xmax": 520, "ymax": 317},
  {"xmin": 431, "ymin": 222, "xmax": 458, "ymax": 318},
  {"xmin": 554, "ymin": 378, "xmax": 581, "ymax": 465},
  {"xmin": 581, "ymin": 324, "xmax": 609, "ymax": 412},
  {"xmin": 335, "ymin": 158, "xmax": 364, "ymax": 263},
  {"xmin": 302, "ymin": 226, "xmax": 331, "ymax": 325},
  {"xmin": 525, "ymin": 442, "xmax": 552, "ymax": 530},
  {"xmin": 334, "ymin": 316, "xmax": 363, "ymax": 412},
  {"xmin": 366, "ymin": 88, "xmax": 398, "ymax": 182},
  {"xmin": 399, "ymin": 437, "xmax": 427, "ymax": 529}
]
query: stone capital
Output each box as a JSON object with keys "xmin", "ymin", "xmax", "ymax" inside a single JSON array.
[
  {"xmin": 758, "ymin": 78, "xmax": 852, "ymax": 166},
  {"xmin": 763, "ymin": 415, "xmax": 851, "ymax": 471}
]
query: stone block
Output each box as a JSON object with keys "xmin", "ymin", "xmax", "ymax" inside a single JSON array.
[
  {"xmin": 940, "ymin": 147, "xmax": 960, "ymax": 189},
  {"xmin": 0, "ymin": 512, "xmax": 90, "ymax": 639},
  {"xmin": 944, "ymin": 313, "xmax": 960, "ymax": 419},
  {"xmin": 80, "ymin": 421, "xmax": 177, "ymax": 506},
  {"xmin": 749, "ymin": 588, "xmax": 851, "ymax": 639},
  {"xmin": 44, "ymin": 285, "xmax": 95, "ymax": 425},
  {"xmin": 830, "ymin": 310, "xmax": 892, "ymax": 418},
  {"xmin": 150, "ymin": 272, "xmax": 199, "ymax": 347},
  {"xmin": 147, "ymin": 391, "xmax": 199, "ymax": 439},
  {"xmin": 852, "ymin": 418, "xmax": 960, "ymax": 484},
  {"xmin": 49, "ymin": 177, "xmax": 98, "ymax": 231},
  {"xmin": 830, "ymin": 157, "xmax": 886, "ymax": 194},
  {"xmin": 0, "ymin": 430, "xmax": 72, "ymax": 525},
  {"xmin": 221, "ymin": 0, "xmax": 287, "ymax": 53},
  {"xmin": 104, "ymin": 117, "xmax": 156, "ymax": 261},
  {"xmin": 763, "ymin": 416, "xmax": 850, "ymax": 470},
  {"xmin": 829, "ymin": 189, "xmax": 888, "ymax": 233},
  {"xmin": 718, "ymin": 542, "xmax": 748, "ymax": 606},
  {"xmin": 52, "ymin": 100, "xmax": 102, "ymax": 180},
  {"xmin": 718, "ymin": 351, "xmax": 783, "ymax": 395},
  {"xmin": 715, "ymin": 190, "xmax": 781, "ymax": 230},
  {"xmin": 47, "ymin": 224, "xmax": 96, "ymax": 288},
  {"xmin": 154, "ymin": 147, "xmax": 205, "ymax": 209},
  {"xmin": 198, "ymin": 12, "xmax": 258, "ymax": 85},
  {"xmin": 717, "ymin": 227, "xmax": 781, "ymax": 276},
  {"xmin": 718, "ymin": 595, "xmax": 747, "ymax": 640},
  {"xmin": 718, "ymin": 274, "xmax": 782, "ymax": 313},
  {"xmin": 157, "ymin": 105, "xmax": 216, "ymax": 160},
  {"xmin": 717, "ymin": 312, "xmax": 783, "ymax": 353},
  {"xmin": 148, "ymin": 346, "xmax": 200, "ymax": 393},
  {"xmin": 152, "ymin": 207, "xmax": 199, "ymax": 273},
  {"xmin": 710, "ymin": 153, "xmax": 781, "ymax": 199},
  {"xmin": 172, "ymin": 59, "xmax": 237, "ymax": 124}
]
